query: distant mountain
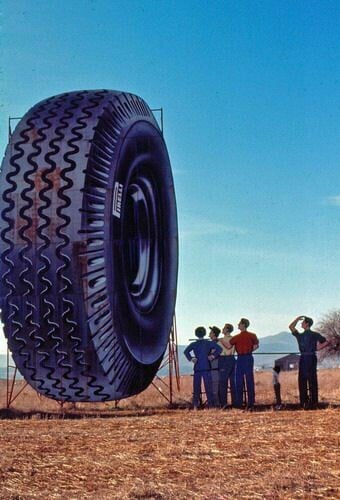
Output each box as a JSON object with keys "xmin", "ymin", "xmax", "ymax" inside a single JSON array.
[
  {"xmin": 0, "ymin": 354, "xmax": 9, "ymax": 370},
  {"xmin": 174, "ymin": 345, "xmax": 193, "ymax": 374},
  {"xmin": 0, "ymin": 353, "xmax": 21, "ymax": 380},
  {"xmin": 255, "ymin": 331, "xmax": 298, "ymax": 368},
  {"xmin": 258, "ymin": 330, "xmax": 296, "ymax": 350}
]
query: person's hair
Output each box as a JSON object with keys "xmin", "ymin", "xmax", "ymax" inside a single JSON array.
[
  {"xmin": 240, "ymin": 318, "xmax": 250, "ymax": 329},
  {"xmin": 224, "ymin": 323, "xmax": 234, "ymax": 333},
  {"xmin": 195, "ymin": 326, "xmax": 206, "ymax": 338},
  {"xmin": 304, "ymin": 316, "xmax": 313, "ymax": 327},
  {"xmin": 209, "ymin": 326, "xmax": 221, "ymax": 336},
  {"xmin": 273, "ymin": 365, "xmax": 281, "ymax": 373}
]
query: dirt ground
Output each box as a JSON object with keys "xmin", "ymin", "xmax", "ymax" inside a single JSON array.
[
  {"xmin": 0, "ymin": 369, "xmax": 339, "ymax": 499},
  {"xmin": 0, "ymin": 410, "xmax": 339, "ymax": 499}
]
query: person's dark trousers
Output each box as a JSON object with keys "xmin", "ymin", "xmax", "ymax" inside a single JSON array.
[
  {"xmin": 193, "ymin": 370, "xmax": 214, "ymax": 408},
  {"xmin": 274, "ymin": 383, "xmax": 281, "ymax": 405},
  {"xmin": 234, "ymin": 354, "xmax": 255, "ymax": 408},
  {"xmin": 299, "ymin": 354, "xmax": 318, "ymax": 408},
  {"xmin": 218, "ymin": 355, "xmax": 236, "ymax": 406},
  {"xmin": 210, "ymin": 363, "xmax": 220, "ymax": 408}
]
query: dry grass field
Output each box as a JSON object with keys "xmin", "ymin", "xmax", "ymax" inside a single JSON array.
[{"xmin": 0, "ymin": 369, "xmax": 339, "ymax": 499}]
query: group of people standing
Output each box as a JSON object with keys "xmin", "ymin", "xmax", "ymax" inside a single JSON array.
[
  {"xmin": 184, "ymin": 318, "xmax": 259, "ymax": 410},
  {"xmin": 184, "ymin": 315, "xmax": 330, "ymax": 411}
]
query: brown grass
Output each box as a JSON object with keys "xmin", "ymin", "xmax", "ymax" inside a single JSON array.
[{"xmin": 0, "ymin": 369, "xmax": 339, "ymax": 499}]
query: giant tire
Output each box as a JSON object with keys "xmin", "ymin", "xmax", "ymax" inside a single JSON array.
[{"xmin": 0, "ymin": 90, "xmax": 178, "ymax": 401}]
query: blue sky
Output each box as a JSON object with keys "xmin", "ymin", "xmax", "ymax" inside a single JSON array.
[{"xmin": 1, "ymin": 0, "xmax": 340, "ymax": 353}]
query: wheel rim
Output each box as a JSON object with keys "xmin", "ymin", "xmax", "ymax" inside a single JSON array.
[{"xmin": 123, "ymin": 172, "xmax": 161, "ymax": 314}]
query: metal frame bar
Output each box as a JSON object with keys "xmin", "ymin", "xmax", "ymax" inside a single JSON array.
[
  {"xmin": 150, "ymin": 314, "xmax": 181, "ymax": 406},
  {"xmin": 6, "ymin": 348, "xmax": 28, "ymax": 407},
  {"xmin": 151, "ymin": 108, "xmax": 163, "ymax": 133}
]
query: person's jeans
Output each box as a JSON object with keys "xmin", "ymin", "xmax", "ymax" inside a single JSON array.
[
  {"xmin": 218, "ymin": 355, "xmax": 236, "ymax": 406},
  {"xmin": 234, "ymin": 354, "xmax": 255, "ymax": 408},
  {"xmin": 210, "ymin": 359, "xmax": 220, "ymax": 407},
  {"xmin": 193, "ymin": 370, "xmax": 214, "ymax": 407},
  {"xmin": 274, "ymin": 383, "xmax": 281, "ymax": 405},
  {"xmin": 299, "ymin": 354, "xmax": 318, "ymax": 407}
]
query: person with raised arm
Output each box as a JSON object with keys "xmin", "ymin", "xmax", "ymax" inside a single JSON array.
[{"xmin": 289, "ymin": 315, "xmax": 329, "ymax": 409}]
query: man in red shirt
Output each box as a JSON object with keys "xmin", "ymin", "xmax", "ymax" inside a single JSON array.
[{"xmin": 227, "ymin": 318, "xmax": 259, "ymax": 409}]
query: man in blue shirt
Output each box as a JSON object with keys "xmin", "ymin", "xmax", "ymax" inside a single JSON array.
[
  {"xmin": 289, "ymin": 315, "xmax": 329, "ymax": 409},
  {"xmin": 184, "ymin": 326, "xmax": 222, "ymax": 409}
]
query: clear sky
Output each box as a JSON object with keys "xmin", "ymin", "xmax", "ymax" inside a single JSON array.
[{"xmin": 1, "ymin": 0, "xmax": 340, "ymax": 354}]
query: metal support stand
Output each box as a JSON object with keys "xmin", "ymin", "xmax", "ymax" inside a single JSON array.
[
  {"xmin": 151, "ymin": 315, "xmax": 181, "ymax": 405},
  {"xmin": 5, "ymin": 315, "xmax": 181, "ymax": 410},
  {"xmin": 6, "ymin": 348, "xmax": 28, "ymax": 408}
]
